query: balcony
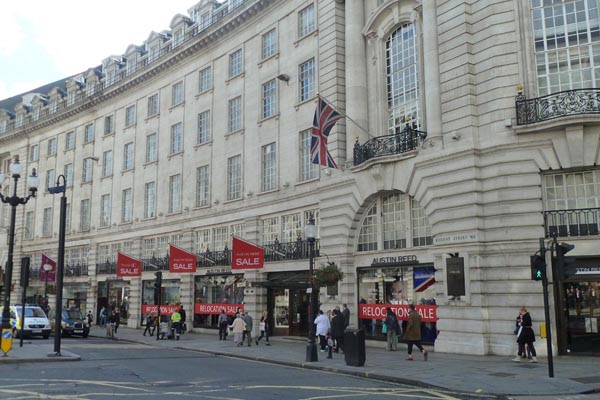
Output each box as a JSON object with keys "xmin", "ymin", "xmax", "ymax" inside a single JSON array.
[
  {"xmin": 263, "ymin": 238, "xmax": 320, "ymax": 262},
  {"xmin": 516, "ymin": 89, "xmax": 600, "ymax": 126},
  {"xmin": 353, "ymin": 124, "xmax": 426, "ymax": 166},
  {"xmin": 65, "ymin": 262, "xmax": 88, "ymax": 277},
  {"xmin": 544, "ymin": 208, "xmax": 600, "ymax": 238},
  {"xmin": 96, "ymin": 261, "xmax": 117, "ymax": 275}
]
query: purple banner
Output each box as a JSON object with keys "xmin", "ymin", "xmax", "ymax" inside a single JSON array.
[{"xmin": 40, "ymin": 254, "xmax": 56, "ymax": 283}]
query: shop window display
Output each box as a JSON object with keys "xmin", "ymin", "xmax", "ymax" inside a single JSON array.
[
  {"xmin": 193, "ymin": 274, "xmax": 245, "ymax": 328},
  {"xmin": 141, "ymin": 279, "xmax": 181, "ymax": 324}
]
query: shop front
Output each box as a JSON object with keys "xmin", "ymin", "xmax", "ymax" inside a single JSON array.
[
  {"xmin": 140, "ymin": 278, "xmax": 181, "ymax": 325},
  {"xmin": 98, "ymin": 279, "xmax": 131, "ymax": 323},
  {"xmin": 262, "ymin": 271, "xmax": 310, "ymax": 337},
  {"xmin": 356, "ymin": 255, "xmax": 438, "ymax": 343},
  {"xmin": 193, "ymin": 270, "xmax": 246, "ymax": 329},
  {"xmin": 557, "ymin": 257, "xmax": 600, "ymax": 354}
]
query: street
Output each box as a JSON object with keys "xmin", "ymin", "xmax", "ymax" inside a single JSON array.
[{"xmin": 0, "ymin": 336, "xmax": 495, "ymax": 400}]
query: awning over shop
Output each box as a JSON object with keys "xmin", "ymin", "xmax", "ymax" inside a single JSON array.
[{"xmin": 255, "ymin": 271, "xmax": 309, "ymax": 288}]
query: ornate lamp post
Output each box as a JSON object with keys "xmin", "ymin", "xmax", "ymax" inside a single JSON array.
[
  {"xmin": 0, "ymin": 156, "xmax": 39, "ymax": 355},
  {"xmin": 305, "ymin": 216, "xmax": 318, "ymax": 362},
  {"xmin": 48, "ymin": 175, "xmax": 67, "ymax": 356}
]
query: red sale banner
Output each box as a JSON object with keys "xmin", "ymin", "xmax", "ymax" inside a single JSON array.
[
  {"xmin": 117, "ymin": 252, "xmax": 142, "ymax": 277},
  {"xmin": 141, "ymin": 304, "xmax": 180, "ymax": 315},
  {"xmin": 358, "ymin": 304, "xmax": 438, "ymax": 322},
  {"xmin": 231, "ymin": 236, "xmax": 264, "ymax": 269},
  {"xmin": 194, "ymin": 303, "xmax": 244, "ymax": 315},
  {"xmin": 169, "ymin": 244, "xmax": 196, "ymax": 273}
]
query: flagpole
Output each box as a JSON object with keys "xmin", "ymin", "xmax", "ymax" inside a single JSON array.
[{"xmin": 317, "ymin": 93, "xmax": 376, "ymax": 139}]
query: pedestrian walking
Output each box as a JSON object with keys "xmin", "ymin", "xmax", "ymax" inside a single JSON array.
[
  {"xmin": 404, "ymin": 304, "xmax": 427, "ymax": 361},
  {"xmin": 258, "ymin": 310, "xmax": 270, "ymax": 345},
  {"xmin": 331, "ymin": 308, "xmax": 345, "ymax": 353},
  {"xmin": 114, "ymin": 309, "xmax": 121, "ymax": 334},
  {"xmin": 342, "ymin": 304, "xmax": 350, "ymax": 328},
  {"xmin": 143, "ymin": 313, "xmax": 155, "ymax": 336},
  {"xmin": 179, "ymin": 304, "xmax": 187, "ymax": 334},
  {"xmin": 99, "ymin": 306, "xmax": 107, "ymax": 327},
  {"xmin": 513, "ymin": 306, "xmax": 538, "ymax": 363},
  {"xmin": 218, "ymin": 309, "xmax": 229, "ymax": 340},
  {"xmin": 242, "ymin": 311, "xmax": 253, "ymax": 346},
  {"xmin": 231, "ymin": 313, "xmax": 246, "ymax": 347},
  {"xmin": 383, "ymin": 307, "xmax": 398, "ymax": 351},
  {"xmin": 171, "ymin": 307, "xmax": 182, "ymax": 340},
  {"xmin": 86, "ymin": 310, "xmax": 94, "ymax": 326},
  {"xmin": 314, "ymin": 310, "xmax": 330, "ymax": 352},
  {"xmin": 107, "ymin": 310, "xmax": 117, "ymax": 339}
]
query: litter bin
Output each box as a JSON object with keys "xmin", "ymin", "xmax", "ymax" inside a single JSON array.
[{"xmin": 344, "ymin": 329, "xmax": 366, "ymax": 367}]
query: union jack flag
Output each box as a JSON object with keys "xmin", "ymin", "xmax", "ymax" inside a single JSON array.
[{"xmin": 311, "ymin": 97, "xmax": 342, "ymax": 168}]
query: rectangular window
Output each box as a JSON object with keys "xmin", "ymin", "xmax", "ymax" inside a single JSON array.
[
  {"xmin": 104, "ymin": 115, "xmax": 114, "ymax": 135},
  {"xmin": 169, "ymin": 174, "xmax": 182, "ymax": 213},
  {"xmin": 227, "ymin": 155, "xmax": 242, "ymax": 201},
  {"xmin": 261, "ymin": 142, "xmax": 276, "ymax": 192},
  {"xmin": 46, "ymin": 169, "xmax": 55, "ymax": 192},
  {"xmin": 83, "ymin": 158, "xmax": 93, "ymax": 183},
  {"xmin": 121, "ymin": 188, "xmax": 133, "ymax": 223},
  {"xmin": 47, "ymin": 138, "xmax": 57, "ymax": 157},
  {"xmin": 299, "ymin": 58, "xmax": 315, "ymax": 101},
  {"xmin": 65, "ymin": 131, "xmax": 75, "ymax": 150},
  {"xmin": 281, "ymin": 213, "xmax": 302, "ymax": 242},
  {"xmin": 146, "ymin": 133, "xmax": 157, "ymax": 163},
  {"xmin": 200, "ymin": 12, "xmax": 212, "ymax": 30},
  {"xmin": 228, "ymin": 96, "xmax": 242, "ymax": 133},
  {"xmin": 80, "ymin": 199, "xmax": 91, "ymax": 232},
  {"xmin": 195, "ymin": 229, "xmax": 210, "ymax": 253},
  {"xmin": 172, "ymin": 81, "xmax": 184, "ymax": 106},
  {"xmin": 261, "ymin": 217, "xmax": 279, "ymax": 244},
  {"xmin": 262, "ymin": 79, "xmax": 277, "ymax": 119},
  {"xmin": 212, "ymin": 226, "xmax": 228, "ymax": 251},
  {"xmin": 64, "ymin": 163, "xmax": 73, "ymax": 187},
  {"xmin": 298, "ymin": 3, "xmax": 315, "ymax": 38},
  {"xmin": 197, "ymin": 110, "xmax": 211, "ymax": 144},
  {"xmin": 229, "ymin": 49, "xmax": 243, "ymax": 77},
  {"xmin": 383, "ymin": 193, "xmax": 407, "ymax": 250},
  {"xmin": 84, "ymin": 123, "xmax": 94, "ymax": 143},
  {"xmin": 29, "ymin": 144, "xmax": 39, "ymax": 162},
  {"xmin": 299, "ymin": 129, "xmax": 317, "ymax": 181},
  {"xmin": 65, "ymin": 203, "xmax": 71, "ymax": 234},
  {"xmin": 25, "ymin": 211, "xmax": 34, "ymax": 240},
  {"xmin": 199, "ymin": 66, "xmax": 212, "ymax": 92},
  {"xmin": 411, "ymin": 197, "xmax": 432, "ymax": 247},
  {"xmin": 196, "ymin": 165, "xmax": 210, "ymax": 207},
  {"xmin": 144, "ymin": 181, "xmax": 156, "ymax": 219},
  {"xmin": 123, "ymin": 142, "xmax": 134, "ymax": 170},
  {"xmin": 102, "ymin": 150, "xmax": 113, "ymax": 177},
  {"xmin": 100, "ymin": 194, "xmax": 111, "ymax": 228},
  {"xmin": 262, "ymin": 29, "xmax": 277, "ymax": 59},
  {"xmin": 125, "ymin": 105, "xmax": 136, "ymax": 126},
  {"xmin": 148, "ymin": 93, "xmax": 159, "ymax": 116},
  {"xmin": 42, "ymin": 207, "xmax": 53, "ymax": 237},
  {"xmin": 170, "ymin": 122, "xmax": 183, "ymax": 154}
]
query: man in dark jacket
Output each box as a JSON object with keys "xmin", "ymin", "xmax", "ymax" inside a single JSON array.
[
  {"xmin": 330, "ymin": 309, "xmax": 346, "ymax": 353},
  {"xmin": 342, "ymin": 304, "xmax": 350, "ymax": 328},
  {"xmin": 179, "ymin": 305, "xmax": 187, "ymax": 334}
]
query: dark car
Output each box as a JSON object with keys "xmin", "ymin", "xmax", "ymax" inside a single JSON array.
[{"xmin": 49, "ymin": 308, "xmax": 90, "ymax": 337}]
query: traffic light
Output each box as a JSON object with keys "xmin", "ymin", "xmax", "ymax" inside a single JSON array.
[
  {"xmin": 153, "ymin": 271, "xmax": 162, "ymax": 305},
  {"xmin": 530, "ymin": 254, "xmax": 546, "ymax": 281},
  {"xmin": 556, "ymin": 242, "xmax": 576, "ymax": 279}
]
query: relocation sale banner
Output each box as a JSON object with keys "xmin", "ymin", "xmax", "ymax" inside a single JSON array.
[
  {"xmin": 117, "ymin": 252, "xmax": 142, "ymax": 277},
  {"xmin": 358, "ymin": 304, "xmax": 438, "ymax": 322},
  {"xmin": 141, "ymin": 304, "xmax": 180, "ymax": 315},
  {"xmin": 231, "ymin": 236, "xmax": 264, "ymax": 269},
  {"xmin": 194, "ymin": 303, "xmax": 244, "ymax": 315},
  {"xmin": 169, "ymin": 245, "xmax": 197, "ymax": 273}
]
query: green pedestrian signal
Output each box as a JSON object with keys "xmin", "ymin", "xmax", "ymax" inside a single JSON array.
[{"xmin": 530, "ymin": 255, "xmax": 546, "ymax": 281}]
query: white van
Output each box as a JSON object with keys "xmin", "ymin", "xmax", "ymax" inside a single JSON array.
[{"xmin": 9, "ymin": 305, "xmax": 52, "ymax": 339}]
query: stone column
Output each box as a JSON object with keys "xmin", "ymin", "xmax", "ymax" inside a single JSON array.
[
  {"xmin": 345, "ymin": 0, "xmax": 369, "ymax": 160},
  {"xmin": 422, "ymin": 0, "xmax": 442, "ymax": 142}
]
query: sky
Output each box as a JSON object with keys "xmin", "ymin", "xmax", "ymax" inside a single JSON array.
[{"xmin": 0, "ymin": 0, "xmax": 200, "ymax": 101}]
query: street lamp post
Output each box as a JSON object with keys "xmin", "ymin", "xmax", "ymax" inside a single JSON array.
[
  {"xmin": 305, "ymin": 216, "xmax": 318, "ymax": 362},
  {"xmin": 43, "ymin": 264, "xmax": 52, "ymax": 309},
  {"xmin": 48, "ymin": 175, "xmax": 67, "ymax": 356},
  {"xmin": 0, "ymin": 156, "xmax": 39, "ymax": 355}
]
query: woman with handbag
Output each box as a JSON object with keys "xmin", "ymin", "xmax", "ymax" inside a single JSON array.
[
  {"xmin": 513, "ymin": 306, "xmax": 537, "ymax": 363},
  {"xmin": 383, "ymin": 307, "xmax": 398, "ymax": 351}
]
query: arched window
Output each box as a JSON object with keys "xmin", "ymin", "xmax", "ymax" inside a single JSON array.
[
  {"xmin": 357, "ymin": 193, "xmax": 432, "ymax": 252},
  {"xmin": 386, "ymin": 23, "xmax": 421, "ymax": 134}
]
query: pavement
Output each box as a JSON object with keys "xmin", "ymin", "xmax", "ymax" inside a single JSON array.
[{"xmin": 1, "ymin": 326, "xmax": 599, "ymax": 398}]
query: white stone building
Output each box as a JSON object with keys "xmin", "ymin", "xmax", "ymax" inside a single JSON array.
[{"xmin": 1, "ymin": 0, "xmax": 599, "ymax": 355}]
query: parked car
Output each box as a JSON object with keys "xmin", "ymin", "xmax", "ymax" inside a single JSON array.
[
  {"xmin": 48, "ymin": 308, "xmax": 90, "ymax": 338},
  {"xmin": 1, "ymin": 305, "xmax": 51, "ymax": 339}
]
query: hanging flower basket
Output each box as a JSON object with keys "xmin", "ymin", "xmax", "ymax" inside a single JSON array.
[{"xmin": 313, "ymin": 261, "xmax": 343, "ymax": 287}]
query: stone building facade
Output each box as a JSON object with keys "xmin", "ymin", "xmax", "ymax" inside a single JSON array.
[{"xmin": 1, "ymin": 0, "xmax": 599, "ymax": 355}]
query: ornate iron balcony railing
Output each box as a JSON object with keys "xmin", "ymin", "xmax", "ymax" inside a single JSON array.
[
  {"xmin": 353, "ymin": 124, "xmax": 426, "ymax": 166},
  {"xmin": 516, "ymin": 89, "xmax": 600, "ymax": 125},
  {"xmin": 97, "ymin": 262, "xmax": 117, "ymax": 275},
  {"xmin": 65, "ymin": 262, "xmax": 88, "ymax": 277},
  {"xmin": 142, "ymin": 256, "xmax": 170, "ymax": 271},
  {"xmin": 263, "ymin": 238, "xmax": 320, "ymax": 262},
  {"xmin": 543, "ymin": 208, "xmax": 600, "ymax": 238}
]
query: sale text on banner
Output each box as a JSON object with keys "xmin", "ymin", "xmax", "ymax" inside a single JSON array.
[
  {"xmin": 169, "ymin": 244, "xmax": 197, "ymax": 273},
  {"xmin": 194, "ymin": 303, "xmax": 245, "ymax": 315},
  {"xmin": 117, "ymin": 252, "xmax": 142, "ymax": 277},
  {"xmin": 141, "ymin": 304, "xmax": 180, "ymax": 315},
  {"xmin": 231, "ymin": 236, "xmax": 264, "ymax": 269},
  {"xmin": 358, "ymin": 304, "xmax": 438, "ymax": 322}
]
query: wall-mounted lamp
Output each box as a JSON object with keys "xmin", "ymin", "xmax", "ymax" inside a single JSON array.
[{"xmin": 277, "ymin": 74, "xmax": 290, "ymax": 82}]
